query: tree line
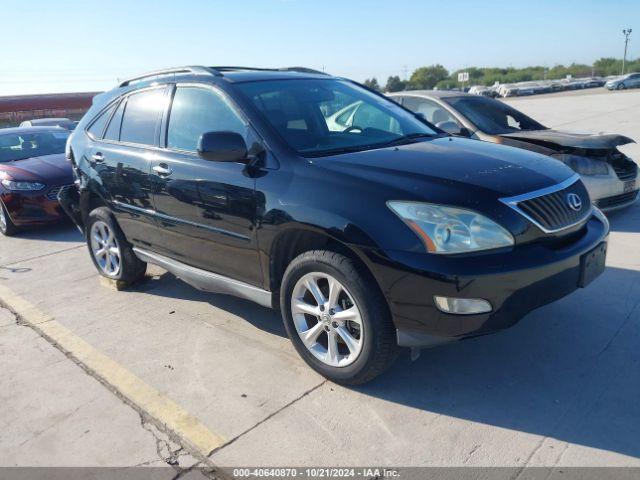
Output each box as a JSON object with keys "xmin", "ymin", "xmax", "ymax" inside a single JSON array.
[{"xmin": 362, "ymin": 57, "xmax": 640, "ymax": 92}]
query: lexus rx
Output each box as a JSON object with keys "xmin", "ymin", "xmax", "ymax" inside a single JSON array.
[{"xmin": 61, "ymin": 66, "xmax": 609, "ymax": 384}]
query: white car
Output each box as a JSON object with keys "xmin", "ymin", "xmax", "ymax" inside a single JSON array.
[
  {"xmin": 19, "ymin": 117, "xmax": 75, "ymax": 130},
  {"xmin": 605, "ymin": 73, "xmax": 640, "ymax": 90}
]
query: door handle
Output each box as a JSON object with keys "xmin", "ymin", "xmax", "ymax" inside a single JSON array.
[
  {"xmin": 153, "ymin": 164, "xmax": 173, "ymax": 176},
  {"xmin": 92, "ymin": 152, "xmax": 105, "ymax": 162}
]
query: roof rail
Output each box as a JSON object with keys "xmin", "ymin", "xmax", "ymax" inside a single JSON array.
[
  {"xmin": 118, "ymin": 66, "xmax": 221, "ymax": 87},
  {"xmin": 211, "ymin": 66, "xmax": 273, "ymax": 72},
  {"xmin": 210, "ymin": 66, "xmax": 329, "ymax": 75},
  {"xmin": 278, "ymin": 67, "xmax": 328, "ymax": 75}
]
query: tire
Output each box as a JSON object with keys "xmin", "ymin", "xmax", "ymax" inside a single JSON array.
[
  {"xmin": 280, "ymin": 250, "xmax": 398, "ymax": 385},
  {"xmin": 617, "ymin": 83, "xmax": 626, "ymax": 90},
  {"xmin": 86, "ymin": 207, "xmax": 146, "ymax": 284},
  {"xmin": 0, "ymin": 201, "xmax": 18, "ymax": 236}
]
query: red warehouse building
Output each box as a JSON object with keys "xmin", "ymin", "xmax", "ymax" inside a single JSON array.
[{"xmin": 0, "ymin": 92, "xmax": 100, "ymax": 128}]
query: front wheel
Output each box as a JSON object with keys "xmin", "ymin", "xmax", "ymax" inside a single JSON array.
[
  {"xmin": 281, "ymin": 250, "xmax": 398, "ymax": 385},
  {"xmin": 617, "ymin": 83, "xmax": 626, "ymax": 90},
  {"xmin": 86, "ymin": 207, "xmax": 146, "ymax": 284},
  {"xmin": 0, "ymin": 202, "xmax": 18, "ymax": 236}
]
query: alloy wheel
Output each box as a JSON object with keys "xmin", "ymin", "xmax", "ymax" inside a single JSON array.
[
  {"xmin": 291, "ymin": 272, "xmax": 364, "ymax": 367},
  {"xmin": 90, "ymin": 220, "xmax": 121, "ymax": 277}
]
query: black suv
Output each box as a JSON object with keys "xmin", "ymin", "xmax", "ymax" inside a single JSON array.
[{"xmin": 61, "ymin": 66, "xmax": 609, "ymax": 384}]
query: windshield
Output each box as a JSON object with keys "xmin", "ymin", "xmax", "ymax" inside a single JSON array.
[
  {"xmin": 444, "ymin": 96, "xmax": 546, "ymax": 135},
  {"xmin": 0, "ymin": 130, "xmax": 69, "ymax": 162},
  {"xmin": 236, "ymin": 79, "xmax": 437, "ymax": 156}
]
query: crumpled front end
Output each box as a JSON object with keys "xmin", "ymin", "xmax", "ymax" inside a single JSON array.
[{"xmin": 498, "ymin": 131, "xmax": 639, "ymax": 211}]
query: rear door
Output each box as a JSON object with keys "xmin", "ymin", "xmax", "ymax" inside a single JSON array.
[
  {"xmin": 149, "ymin": 84, "xmax": 262, "ymax": 286},
  {"xmin": 89, "ymin": 86, "xmax": 169, "ymax": 248}
]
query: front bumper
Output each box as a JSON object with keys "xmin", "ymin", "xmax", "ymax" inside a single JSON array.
[
  {"xmin": 580, "ymin": 173, "xmax": 638, "ymax": 211},
  {"xmin": 0, "ymin": 187, "xmax": 70, "ymax": 226},
  {"xmin": 364, "ymin": 214, "xmax": 609, "ymax": 347}
]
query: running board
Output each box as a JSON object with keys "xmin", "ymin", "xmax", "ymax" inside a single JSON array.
[{"xmin": 132, "ymin": 248, "xmax": 273, "ymax": 309}]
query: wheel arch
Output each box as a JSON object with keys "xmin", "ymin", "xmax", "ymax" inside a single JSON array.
[
  {"xmin": 79, "ymin": 188, "xmax": 109, "ymax": 234},
  {"xmin": 267, "ymin": 226, "xmax": 385, "ymax": 307}
]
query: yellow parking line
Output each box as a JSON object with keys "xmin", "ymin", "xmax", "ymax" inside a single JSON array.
[{"xmin": 0, "ymin": 284, "xmax": 226, "ymax": 457}]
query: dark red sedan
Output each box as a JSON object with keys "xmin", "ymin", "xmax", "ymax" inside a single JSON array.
[{"xmin": 0, "ymin": 127, "xmax": 73, "ymax": 236}]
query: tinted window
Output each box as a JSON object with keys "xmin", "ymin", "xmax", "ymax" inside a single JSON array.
[
  {"xmin": 104, "ymin": 100, "xmax": 125, "ymax": 141},
  {"xmin": 167, "ymin": 87, "xmax": 246, "ymax": 152},
  {"xmin": 444, "ymin": 96, "xmax": 546, "ymax": 135},
  {"xmin": 0, "ymin": 130, "xmax": 69, "ymax": 162},
  {"xmin": 87, "ymin": 104, "xmax": 116, "ymax": 139},
  {"xmin": 120, "ymin": 89, "xmax": 166, "ymax": 145},
  {"xmin": 238, "ymin": 79, "xmax": 436, "ymax": 156}
]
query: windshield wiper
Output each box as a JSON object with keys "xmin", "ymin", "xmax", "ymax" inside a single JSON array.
[
  {"xmin": 303, "ymin": 133, "xmax": 438, "ymax": 157},
  {"xmin": 305, "ymin": 144, "xmax": 377, "ymax": 157},
  {"xmin": 376, "ymin": 132, "xmax": 437, "ymax": 148}
]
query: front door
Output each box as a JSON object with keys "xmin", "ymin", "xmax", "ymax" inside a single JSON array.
[{"xmin": 150, "ymin": 84, "xmax": 262, "ymax": 286}]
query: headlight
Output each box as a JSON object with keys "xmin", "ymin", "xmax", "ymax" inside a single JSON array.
[
  {"xmin": 552, "ymin": 154, "xmax": 609, "ymax": 176},
  {"xmin": 1, "ymin": 179, "xmax": 46, "ymax": 191},
  {"xmin": 387, "ymin": 201, "xmax": 514, "ymax": 254}
]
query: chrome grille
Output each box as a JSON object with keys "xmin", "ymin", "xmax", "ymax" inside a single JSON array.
[
  {"xmin": 501, "ymin": 175, "xmax": 592, "ymax": 233},
  {"xmin": 596, "ymin": 190, "xmax": 639, "ymax": 209},
  {"xmin": 46, "ymin": 185, "xmax": 67, "ymax": 201}
]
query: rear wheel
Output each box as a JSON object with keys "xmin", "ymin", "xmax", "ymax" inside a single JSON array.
[
  {"xmin": 0, "ymin": 202, "xmax": 18, "ymax": 236},
  {"xmin": 86, "ymin": 207, "xmax": 146, "ymax": 284},
  {"xmin": 281, "ymin": 250, "xmax": 398, "ymax": 385}
]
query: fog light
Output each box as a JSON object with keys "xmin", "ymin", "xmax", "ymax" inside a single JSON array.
[{"xmin": 433, "ymin": 296, "xmax": 492, "ymax": 315}]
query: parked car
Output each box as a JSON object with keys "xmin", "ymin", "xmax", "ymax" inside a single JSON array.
[
  {"xmin": 497, "ymin": 84, "xmax": 518, "ymax": 97},
  {"xmin": 20, "ymin": 117, "xmax": 76, "ymax": 130},
  {"xmin": 0, "ymin": 127, "xmax": 73, "ymax": 235},
  {"xmin": 390, "ymin": 90, "xmax": 639, "ymax": 211},
  {"xmin": 468, "ymin": 86, "xmax": 498, "ymax": 97},
  {"xmin": 61, "ymin": 66, "xmax": 608, "ymax": 384},
  {"xmin": 605, "ymin": 73, "xmax": 640, "ymax": 90},
  {"xmin": 582, "ymin": 77, "xmax": 605, "ymax": 88}
]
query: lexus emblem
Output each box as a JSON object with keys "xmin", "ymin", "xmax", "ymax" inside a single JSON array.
[{"xmin": 566, "ymin": 193, "xmax": 583, "ymax": 211}]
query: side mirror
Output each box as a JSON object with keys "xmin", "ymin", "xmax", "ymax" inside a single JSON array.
[{"xmin": 197, "ymin": 131, "xmax": 248, "ymax": 162}]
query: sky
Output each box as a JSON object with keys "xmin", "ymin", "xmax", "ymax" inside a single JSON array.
[{"xmin": 1, "ymin": 0, "xmax": 637, "ymax": 96}]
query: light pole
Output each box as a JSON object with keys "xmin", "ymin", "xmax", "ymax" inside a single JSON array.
[{"xmin": 622, "ymin": 28, "xmax": 632, "ymax": 75}]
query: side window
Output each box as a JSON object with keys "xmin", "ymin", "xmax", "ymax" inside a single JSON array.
[
  {"xmin": 167, "ymin": 86, "xmax": 246, "ymax": 152},
  {"xmin": 119, "ymin": 89, "xmax": 166, "ymax": 146},
  {"xmin": 87, "ymin": 103, "xmax": 116, "ymax": 139},
  {"xmin": 104, "ymin": 100, "xmax": 126, "ymax": 141},
  {"xmin": 402, "ymin": 97, "xmax": 458, "ymax": 126}
]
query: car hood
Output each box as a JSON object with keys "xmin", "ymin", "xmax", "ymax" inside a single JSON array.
[
  {"xmin": 317, "ymin": 137, "xmax": 574, "ymax": 199},
  {"xmin": 0, "ymin": 153, "xmax": 73, "ymax": 183},
  {"xmin": 498, "ymin": 129, "xmax": 635, "ymax": 150}
]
